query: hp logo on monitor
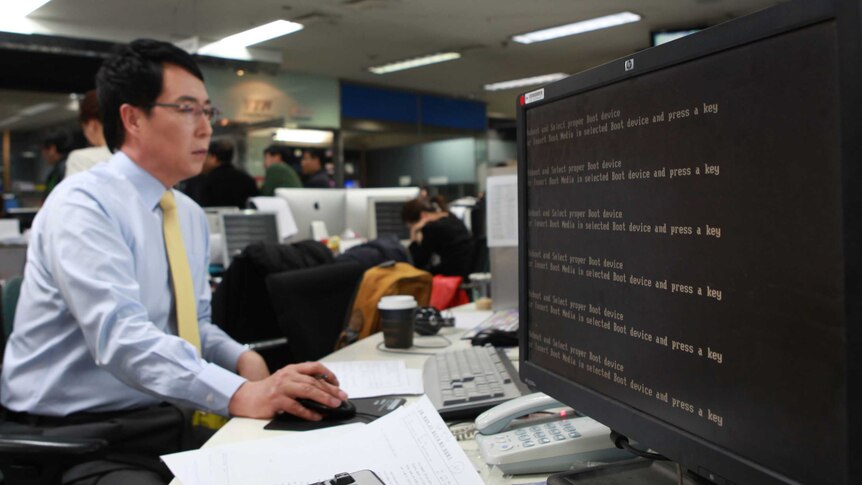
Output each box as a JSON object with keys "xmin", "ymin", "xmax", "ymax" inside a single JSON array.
[{"xmin": 624, "ymin": 58, "xmax": 635, "ymax": 71}]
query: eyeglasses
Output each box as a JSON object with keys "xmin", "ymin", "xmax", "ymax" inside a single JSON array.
[{"xmin": 153, "ymin": 103, "xmax": 221, "ymax": 123}]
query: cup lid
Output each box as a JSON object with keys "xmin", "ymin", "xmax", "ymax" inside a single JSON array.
[{"xmin": 378, "ymin": 295, "xmax": 417, "ymax": 310}]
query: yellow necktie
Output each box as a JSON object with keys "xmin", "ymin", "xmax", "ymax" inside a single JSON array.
[{"xmin": 160, "ymin": 191, "xmax": 201, "ymax": 355}]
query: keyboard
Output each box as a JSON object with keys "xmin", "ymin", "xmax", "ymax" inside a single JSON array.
[{"xmin": 423, "ymin": 346, "xmax": 530, "ymax": 420}]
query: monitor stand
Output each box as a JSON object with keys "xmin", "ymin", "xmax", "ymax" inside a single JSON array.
[{"xmin": 547, "ymin": 458, "xmax": 714, "ymax": 485}]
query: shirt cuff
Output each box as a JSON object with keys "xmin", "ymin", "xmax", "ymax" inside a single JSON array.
[
  {"xmin": 206, "ymin": 338, "xmax": 248, "ymax": 372},
  {"xmin": 189, "ymin": 362, "xmax": 247, "ymax": 416}
]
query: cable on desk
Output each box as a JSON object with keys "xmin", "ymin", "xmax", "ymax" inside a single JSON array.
[
  {"xmin": 413, "ymin": 334, "xmax": 452, "ymax": 348},
  {"xmin": 610, "ymin": 431, "xmax": 669, "ymax": 461},
  {"xmin": 374, "ymin": 334, "xmax": 452, "ymax": 355}
]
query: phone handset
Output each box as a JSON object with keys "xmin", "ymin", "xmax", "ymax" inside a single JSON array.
[{"xmin": 475, "ymin": 392, "xmax": 563, "ymax": 435}]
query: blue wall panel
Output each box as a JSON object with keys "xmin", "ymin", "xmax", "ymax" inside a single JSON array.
[
  {"xmin": 420, "ymin": 94, "xmax": 486, "ymax": 131},
  {"xmin": 340, "ymin": 83, "xmax": 418, "ymax": 124}
]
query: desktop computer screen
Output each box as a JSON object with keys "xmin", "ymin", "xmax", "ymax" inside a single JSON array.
[
  {"xmin": 274, "ymin": 188, "xmax": 347, "ymax": 241},
  {"xmin": 345, "ymin": 187, "xmax": 419, "ymax": 240},
  {"xmin": 518, "ymin": 1, "xmax": 859, "ymax": 484},
  {"xmin": 367, "ymin": 197, "xmax": 414, "ymax": 242},
  {"xmin": 220, "ymin": 212, "xmax": 279, "ymax": 267}
]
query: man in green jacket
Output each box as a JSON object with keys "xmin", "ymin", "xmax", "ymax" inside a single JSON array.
[{"xmin": 260, "ymin": 144, "xmax": 302, "ymax": 196}]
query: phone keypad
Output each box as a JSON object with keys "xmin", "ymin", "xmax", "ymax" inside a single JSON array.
[{"xmin": 487, "ymin": 417, "xmax": 583, "ymax": 452}]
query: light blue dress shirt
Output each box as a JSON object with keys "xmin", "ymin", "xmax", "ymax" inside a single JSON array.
[{"xmin": 1, "ymin": 152, "xmax": 247, "ymax": 417}]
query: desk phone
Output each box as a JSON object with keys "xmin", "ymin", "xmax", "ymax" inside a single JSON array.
[{"xmin": 475, "ymin": 393, "xmax": 632, "ymax": 475}]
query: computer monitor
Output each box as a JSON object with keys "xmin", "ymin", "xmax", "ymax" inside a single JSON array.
[
  {"xmin": 220, "ymin": 212, "xmax": 279, "ymax": 268},
  {"xmin": 4, "ymin": 208, "xmax": 38, "ymax": 232},
  {"xmin": 518, "ymin": 1, "xmax": 859, "ymax": 484},
  {"xmin": 204, "ymin": 206, "xmax": 240, "ymax": 236},
  {"xmin": 274, "ymin": 188, "xmax": 346, "ymax": 241},
  {"xmin": 344, "ymin": 187, "xmax": 419, "ymax": 240},
  {"xmin": 0, "ymin": 244, "xmax": 27, "ymax": 281},
  {"xmin": 367, "ymin": 196, "xmax": 411, "ymax": 242}
]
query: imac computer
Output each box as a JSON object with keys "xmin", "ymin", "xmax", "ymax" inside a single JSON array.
[
  {"xmin": 367, "ymin": 196, "xmax": 412, "ymax": 242},
  {"xmin": 274, "ymin": 188, "xmax": 347, "ymax": 241},
  {"xmin": 220, "ymin": 212, "xmax": 279, "ymax": 268},
  {"xmin": 344, "ymin": 187, "xmax": 419, "ymax": 240},
  {"xmin": 518, "ymin": 1, "xmax": 860, "ymax": 484}
]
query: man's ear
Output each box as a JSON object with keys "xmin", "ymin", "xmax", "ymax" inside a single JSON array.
[{"xmin": 118, "ymin": 103, "xmax": 144, "ymax": 138}]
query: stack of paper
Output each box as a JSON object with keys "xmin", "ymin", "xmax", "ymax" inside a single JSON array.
[
  {"xmin": 163, "ymin": 396, "xmax": 483, "ymax": 485},
  {"xmin": 324, "ymin": 360, "xmax": 423, "ymax": 399}
]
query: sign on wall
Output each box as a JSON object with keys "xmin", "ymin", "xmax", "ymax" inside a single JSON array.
[{"xmin": 201, "ymin": 66, "xmax": 340, "ymax": 129}]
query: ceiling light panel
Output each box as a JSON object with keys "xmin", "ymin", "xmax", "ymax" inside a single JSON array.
[
  {"xmin": 484, "ymin": 73, "xmax": 569, "ymax": 91},
  {"xmin": 4, "ymin": 0, "xmax": 52, "ymax": 18},
  {"xmin": 512, "ymin": 12, "xmax": 641, "ymax": 44},
  {"xmin": 369, "ymin": 52, "xmax": 461, "ymax": 74},
  {"xmin": 198, "ymin": 20, "xmax": 303, "ymax": 58}
]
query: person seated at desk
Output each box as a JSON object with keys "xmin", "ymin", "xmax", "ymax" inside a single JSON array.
[
  {"xmin": 402, "ymin": 196, "xmax": 474, "ymax": 279},
  {"xmin": 41, "ymin": 129, "xmax": 72, "ymax": 199},
  {"xmin": 198, "ymin": 140, "xmax": 259, "ymax": 208},
  {"xmin": 260, "ymin": 144, "xmax": 302, "ymax": 195},
  {"xmin": 301, "ymin": 148, "xmax": 335, "ymax": 188},
  {"xmin": 0, "ymin": 39, "xmax": 347, "ymax": 485}
]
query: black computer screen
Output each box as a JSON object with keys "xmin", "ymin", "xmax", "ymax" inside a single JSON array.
[{"xmin": 519, "ymin": 2, "xmax": 858, "ymax": 484}]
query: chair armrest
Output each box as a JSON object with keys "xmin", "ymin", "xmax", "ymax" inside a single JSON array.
[
  {"xmin": 246, "ymin": 337, "xmax": 288, "ymax": 351},
  {"xmin": 0, "ymin": 434, "xmax": 107, "ymax": 455}
]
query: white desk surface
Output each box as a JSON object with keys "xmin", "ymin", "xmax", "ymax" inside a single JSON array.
[{"xmin": 172, "ymin": 305, "xmax": 547, "ymax": 484}]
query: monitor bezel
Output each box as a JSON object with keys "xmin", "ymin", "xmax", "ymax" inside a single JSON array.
[{"xmin": 517, "ymin": 1, "xmax": 861, "ymax": 483}]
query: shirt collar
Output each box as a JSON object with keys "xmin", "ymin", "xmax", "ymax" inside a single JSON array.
[{"xmin": 111, "ymin": 151, "xmax": 172, "ymax": 212}]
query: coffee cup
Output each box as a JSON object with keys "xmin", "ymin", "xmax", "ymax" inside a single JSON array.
[{"xmin": 378, "ymin": 295, "xmax": 417, "ymax": 348}]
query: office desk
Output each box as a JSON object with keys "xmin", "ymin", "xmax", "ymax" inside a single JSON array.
[{"xmin": 172, "ymin": 306, "xmax": 547, "ymax": 485}]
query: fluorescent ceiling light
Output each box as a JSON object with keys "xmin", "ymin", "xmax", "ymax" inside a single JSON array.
[
  {"xmin": 0, "ymin": 116, "xmax": 23, "ymax": 128},
  {"xmin": 512, "ymin": 12, "xmax": 641, "ymax": 44},
  {"xmin": 369, "ymin": 52, "xmax": 461, "ymax": 74},
  {"xmin": 198, "ymin": 20, "xmax": 303, "ymax": 58},
  {"xmin": 484, "ymin": 73, "xmax": 569, "ymax": 91},
  {"xmin": 0, "ymin": 0, "xmax": 51, "ymax": 34},
  {"xmin": 20, "ymin": 102, "xmax": 57, "ymax": 116},
  {"xmin": 3, "ymin": 0, "xmax": 52, "ymax": 18},
  {"xmin": 274, "ymin": 128, "xmax": 333, "ymax": 145}
]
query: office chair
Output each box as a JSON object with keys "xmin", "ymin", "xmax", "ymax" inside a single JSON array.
[
  {"xmin": 0, "ymin": 276, "xmax": 108, "ymax": 485},
  {"xmin": 471, "ymin": 235, "xmax": 489, "ymax": 274},
  {"xmin": 212, "ymin": 240, "xmax": 335, "ymax": 370},
  {"xmin": 265, "ymin": 261, "xmax": 365, "ymax": 363}
]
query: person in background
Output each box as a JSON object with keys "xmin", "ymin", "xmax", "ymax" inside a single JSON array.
[
  {"xmin": 401, "ymin": 196, "xmax": 474, "ymax": 279},
  {"xmin": 66, "ymin": 89, "xmax": 112, "ymax": 177},
  {"xmin": 40, "ymin": 129, "xmax": 71, "ymax": 199},
  {"xmin": 1, "ymin": 38, "xmax": 347, "ymax": 484},
  {"xmin": 199, "ymin": 139, "xmax": 258, "ymax": 208},
  {"xmin": 301, "ymin": 148, "xmax": 334, "ymax": 188},
  {"xmin": 260, "ymin": 144, "xmax": 302, "ymax": 195}
]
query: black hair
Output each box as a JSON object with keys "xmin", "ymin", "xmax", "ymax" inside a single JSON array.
[
  {"xmin": 42, "ymin": 129, "xmax": 72, "ymax": 155},
  {"xmin": 401, "ymin": 197, "xmax": 436, "ymax": 224},
  {"xmin": 303, "ymin": 148, "xmax": 326, "ymax": 162},
  {"xmin": 263, "ymin": 144, "xmax": 290, "ymax": 162},
  {"xmin": 96, "ymin": 38, "xmax": 204, "ymax": 152},
  {"xmin": 208, "ymin": 140, "xmax": 234, "ymax": 165}
]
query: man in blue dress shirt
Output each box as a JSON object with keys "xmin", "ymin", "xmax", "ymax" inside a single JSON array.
[{"xmin": 0, "ymin": 39, "xmax": 347, "ymax": 484}]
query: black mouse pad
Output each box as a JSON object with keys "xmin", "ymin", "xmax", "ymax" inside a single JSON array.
[{"xmin": 264, "ymin": 397, "xmax": 406, "ymax": 431}]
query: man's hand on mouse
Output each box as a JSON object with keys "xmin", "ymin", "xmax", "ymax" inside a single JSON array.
[{"xmin": 228, "ymin": 361, "xmax": 348, "ymax": 421}]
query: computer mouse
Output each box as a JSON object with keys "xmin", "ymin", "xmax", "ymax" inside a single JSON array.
[
  {"xmin": 296, "ymin": 398, "xmax": 357, "ymax": 420},
  {"xmin": 471, "ymin": 329, "xmax": 518, "ymax": 348}
]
